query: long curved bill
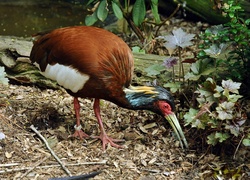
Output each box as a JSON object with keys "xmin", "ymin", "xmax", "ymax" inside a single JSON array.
[{"xmin": 165, "ymin": 113, "xmax": 188, "ymax": 149}]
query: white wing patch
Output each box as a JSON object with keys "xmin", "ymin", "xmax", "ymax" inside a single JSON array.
[{"xmin": 36, "ymin": 63, "xmax": 89, "ymax": 93}]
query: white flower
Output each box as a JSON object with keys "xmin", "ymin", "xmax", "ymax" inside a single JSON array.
[{"xmin": 158, "ymin": 28, "xmax": 195, "ymax": 54}]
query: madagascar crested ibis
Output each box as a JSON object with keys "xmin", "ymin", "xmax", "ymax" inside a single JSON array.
[{"xmin": 30, "ymin": 26, "xmax": 188, "ymax": 150}]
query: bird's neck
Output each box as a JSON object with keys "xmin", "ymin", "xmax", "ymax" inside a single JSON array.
[{"xmin": 123, "ymin": 85, "xmax": 158, "ymax": 110}]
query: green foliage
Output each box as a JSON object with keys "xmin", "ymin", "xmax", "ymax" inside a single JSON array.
[
  {"xmin": 163, "ymin": 82, "xmax": 182, "ymax": 93},
  {"xmin": 196, "ymin": 0, "xmax": 250, "ymax": 82},
  {"xmin": 131, "ymin": 46, "xmax": 146, "ymax": 54},
  {"xmin": 132, "ymin": 0, "xmax": 146, "ymax": 26},
  {"xmin": 111, "ymin": 1, "xmax": 123, "ymax": 20},
  {"xmin": 144, "ymin": 64, "xmax": 165, "ymax": 76},
  {"xmin": 150, "ymin": 0, "xmax": 160, "ymax": 24},
  {"xmin": 180, "ymin": 1, "xmax": 250, "ymax": 148},
  {"xmin": 184, "ymin": 78, "xmax": 246, "ymax": 146},
  {"xmin": 97, "ymin": 0, "xmax": 109, "ymax": 22},
  {"xmin": 85, "ymin": 11, "xmax": 98, "ymax": 26},
  {"xmin": 184, "ymin": 59, "xmax": 215, "ymax": 81},
  {"xmin": 84, "ymin": 0, "xmax": 160, "ymax": 28},
  {"xmin": 243, "ymin": 135, "xmax": 250, "ymax": 146}
]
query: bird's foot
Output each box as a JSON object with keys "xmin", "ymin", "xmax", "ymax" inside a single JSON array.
[
  {"xmin": 91, "ymin": 133, "xmax": 125, "ymax": 150},
  {"xmin": 69, "ymin": 124, "xmax": 89, "ymax": 139}
]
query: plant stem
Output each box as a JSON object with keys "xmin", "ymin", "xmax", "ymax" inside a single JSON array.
[
  {"xmin": 172, "ymin": 66, "xmax": 175, "ymax": 82},
  {"xmin": 155, "ymin": 4, "xmax": 181, "ymax": 37},
  {"xmin": 178, "ymin": 46, "xmax": 184, "ymax": 81},
  {"xmin": 118, "ymin": 0, "xmax": 144, "ymax": 42}
]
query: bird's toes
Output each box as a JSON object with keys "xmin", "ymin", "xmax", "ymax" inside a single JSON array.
[
  {"xmin": 90, "ymin": 135, "xmax": 124, "ymax": 150},
  {"xmin": 102, "ymin": 140, "xmax": 124, "ymax": 150},
  {"xmin": 69, "ymin": 130, "xmax": 89, "ymax": 139}
]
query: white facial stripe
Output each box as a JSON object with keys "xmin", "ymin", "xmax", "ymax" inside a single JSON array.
[{"xmin": 41, "ymin": 63, "xmax": 89, "ymax": 93}]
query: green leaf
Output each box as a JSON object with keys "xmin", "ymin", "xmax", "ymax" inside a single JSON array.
[
  {"xmin": 198, "ymin": 50, "xmax": 206, "ymax": 57},
  {"xmin": 97, "ymin": 0, "xmax": 109, "ymax": 22},
  {"xmin": 132, "ymin": 46, "xmax": 145, "ymax": 54},
  {"xmin": 225, "ymin": 124, "xmax": 240, "ymax": 137},
  {"xmin": 184, "ymin": 108, "xmax": 198, "ymax": 126},
  {"xmin": 184, "ymin": 107, "xmax": 209, "ymax": 129},
  {"xmin": 227, "ymin": 94, "xmax": 242, "ymax": 103},
  {"xmin": 150, "ymin": 0, "xmax": 160, "ymax": 24},
  {"xmin": 216, "ymin": 101, "xmax": 234, "ymax": 120},
  {"xmin": 163, "ymin": 82, "xmax": 181, "ymax": 93},
  {"xmin": 87, "ymin": 0, "xmax": 97, "ymax": 6},
  {"xmin": 184, "ymin": 59, "xmax": 215, "ymax": 81},
  {"xmin": 112, "ymin": 1, "xmax": 123, "ymax": 20},
  {"xmin": 144, "ymin": 64, "xmax": 165, "ymax": 76},
  {"xmin": 207, "ymin": 133, "xmax": 218, "ymax": 146},
  {"xmin": 132, "ymin": 0, "xmax": 146, "ymax": 26},
  {"xmin": 229, "ymin": 12, "xmax": 235, "ymax": 18},
  {"xmin": 243, "ymin": 138, "xmax": 250, "ymax": 146},
  {"xmin": 195, "ymin": 78, "xmax": 220, "ymax": 105},
  {"xmin": 85, "ymin": 11, "xmax": 98, "ymax": 26},
  {"xmin": 184, "ymin": 72, "xmax": 201, "ymax": 81},
  {"xmin": 215, "ymin": 132, "xmax": 230, "ymax": 143},
  {"xmin": 245, "ymin": 19, "xmax": 250, "ymax": 25}
]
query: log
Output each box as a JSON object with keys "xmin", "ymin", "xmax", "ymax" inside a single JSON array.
[
  {"xmin": 159, "ymin": 0, "xmax": 250, "ymax": 24},
  {"xmin": 0, "ymin": 36, "xmax": 60, "ymax": 89},
  {"xmin": 172, "ymin": 0, "xmax": 229, "ymax": 24}
]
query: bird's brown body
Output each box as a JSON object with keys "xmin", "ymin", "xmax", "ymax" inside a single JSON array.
[
  {"xmin": 30, "ymin": 26, "xmax": 188, "ymax": 150},
  {"xmin": 31, "ymin": 26, "xmax": 133, "ymax": 108}
]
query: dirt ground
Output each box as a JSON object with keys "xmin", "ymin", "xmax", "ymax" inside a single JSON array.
[
  {"xmin": 0, "ymin": 19, "xmax": 250, "ymax": 180},
  {"xmin": 1, "ymin": 82, "xmax": 250, "ymax": 180}
]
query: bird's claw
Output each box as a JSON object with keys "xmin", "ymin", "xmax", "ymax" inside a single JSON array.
[
  {"xmin": 91, "ymin": 134, "xmax": 124, "ymax": 150},
  {"xmin": 69, "ymin": 130, "xmax": 89, "ymax": 139},
  {"xmin": 69, "ymin": 124, "xmax": 89, "ymax": 139}
]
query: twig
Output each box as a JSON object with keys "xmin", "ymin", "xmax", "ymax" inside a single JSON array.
[
  {"xmin": 30, "ymin": 125, "xmax": 72, "ymax": 176},
  {"xmin": 20, "ymin": 155, "xmax": 50, "ymax": 179},
  {"xmin": 0, "ymin": 163, "xmax": 20, "ymax": 167},
  {"xmin": 234, "ymin": 134, "xmax": 245, "ymax": 159},
  {"xmin": 0, "ymin": 160, "xmax": 107, "ymax": 174},
  {"xmin": 123, "ymin": 14, "xmax": 145, "ymax": 42},
  {"xmin": 140, "ymin": 168, "xmax": 161, "ymax": 173},
  {"xmin": 155, "ymin": 4, "xmax": 181, "ymax": 37}
]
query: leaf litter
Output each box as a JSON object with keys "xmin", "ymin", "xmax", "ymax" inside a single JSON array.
[
  {"xmin": 0, "ymin": 84, "xmax": 194, "ymax": 179},
  {"xmin": 1, "ymin": 83, "xmax": 248, "ymax": 179}
]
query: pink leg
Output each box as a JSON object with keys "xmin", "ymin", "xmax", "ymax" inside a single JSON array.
[
  {"xmin": 91, "ymin": 99, "xmax": 124, "ymax": 150},
  {"xmin": 70, "ymin": 97, "xmax": 89, "ymax": 139}
]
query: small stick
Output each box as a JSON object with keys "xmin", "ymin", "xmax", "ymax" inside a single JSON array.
[
  {"xmin": 140, "ymin": 168, "xmax": 161, "ymax": 173},
  {"xmin": 0, "ymin": 163, "xmax": 20, "ymax": 167},
  {"xmin": 30, "ymin": 125, "xmax": 72, "ymax": 176},
  {"xmin": 20, "ymin": 155, "xmax": 50, "ymax": 179},
  {"xmin": 234, "ymin": 134, "xmax": 245, "ymax": 159},
  {"xmin": 0, "ymin": 160, "xmax": 107, "ymax": 174}
]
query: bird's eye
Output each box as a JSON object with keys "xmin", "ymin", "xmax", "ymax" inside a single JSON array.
[{"xmin": 158, "ymin": 101, "xmax": 172, "ymax": 114}]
